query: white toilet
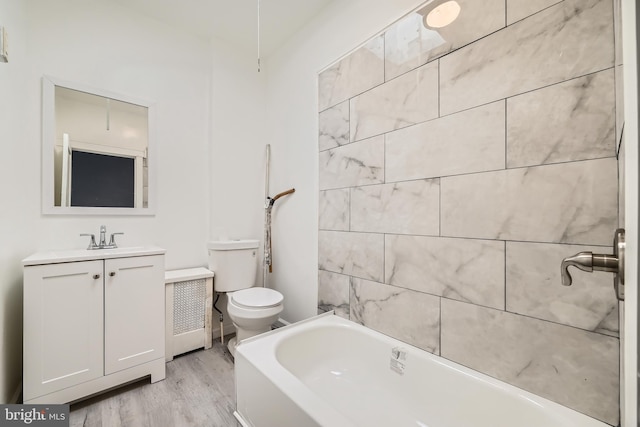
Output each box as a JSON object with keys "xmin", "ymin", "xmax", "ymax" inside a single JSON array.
[{"xmin": 207, "ymin": 239, "xmax": 284, "ymax": 356}]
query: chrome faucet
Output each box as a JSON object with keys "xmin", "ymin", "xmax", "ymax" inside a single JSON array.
[
  {"xmin": 80, "ymin": 225, "xmax": 124, "ymax": 250},
  {"xmin": 560, "ymin": 229, "xmax": 625, "ymax": 300},
  {"xmin": 99, "ymin": 225, "xmax": 107, "ymax": 248},
  {"xmin": 561, "ymin": 252, "xmax": 618, "ymax": 286}
]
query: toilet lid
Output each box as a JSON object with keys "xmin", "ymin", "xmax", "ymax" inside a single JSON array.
[{"xmin": 232, "ymin": 288, "xmax": 284, "ymax": 308}]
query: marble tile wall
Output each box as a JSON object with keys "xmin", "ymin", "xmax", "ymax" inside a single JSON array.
[{"xmin": 318, "ymin": 0, "xmax": 619, "ymax": 424}]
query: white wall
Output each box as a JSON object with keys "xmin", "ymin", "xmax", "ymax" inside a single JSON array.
[
  {"xmin": 264, "ymin": 0, "xmax": 426, "ymax": 322},
  {"xmin": 0, "ymin": 0, "xmax": 29, "ymax": 405},
  {"xmin": 0, "ymin": 0, "xmax": 212, "ymax": 402},
  {"xmin": 208, "ymin": 37, "xmax": 268, "ymax": 333},
  {"xmin": 209, "ymin": 38, "xmax": 266, "ymax": 247}
]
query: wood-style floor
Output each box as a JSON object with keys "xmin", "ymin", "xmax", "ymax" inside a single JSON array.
[{"xmin": 69, "ymin": 336, "xmax": 239, "ymax": 427}]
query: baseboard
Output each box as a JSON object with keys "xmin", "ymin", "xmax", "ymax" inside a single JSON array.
[{"xmin": 10, "ymin": 381, "xmax": 22, "ymax": 404}]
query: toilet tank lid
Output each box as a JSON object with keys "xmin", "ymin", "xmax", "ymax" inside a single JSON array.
[{"xmin": 207, "ymin": 239, "xmax": 259, "ymax": 250}]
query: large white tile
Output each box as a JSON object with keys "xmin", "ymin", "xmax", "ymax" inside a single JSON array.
[
  {"xmin": 507, "ymin": 70, "xmax": 615, "ymax": 168},
  {"xmin": 319, "ymin": 189, "xmax": 349, "ymax": 231},
  {"xmin": 350, "ymin": 61, "xmax": 438, "ymax": 142},
  {"xmin": 441, "ymin": 300, "xmax": 619, "ymax": 425},
  {"xmin": 386, "ymin": 101, "xmax": 505, "ymax": 182},
  {"xmin": 351, "ymin": 278, "xmax": 440, "ymax": 354},
  {"xmin": 319, "ymin": 101, "xmax": 349, "ymax": 151},
  {"xmin": 506, "ymin": 0, "xmax": 561, "ymax": 25},
  {"xmin": 319, "ymin": 135, "xmax": 384, "ymax": 190},
  {"xmin": 506, "ymin": 241, "xmax": 618, "ymax": 335},
  {"xmin": 440, "ymin": 158, "xmax": 618, "ymax": 245},
  {"xmin": 318, "ymin": 231, "xmax": 384, "ymax": 282},
  {"xmin": 318, "ymin": 36, "xmax": 384, "ymax": 111},
  {"xmin": 318, "ymin": 270, "xmax": 350, "ymax": 319},
  {"xmin": 350, "ymin": 180, "xmax": 439, "ymax": 235},
  {"xmin": 384, "ymin": 0, "xmax": 505, "ymax": 80},
  {"xmin": 440, "ymin": 0, "xmax": 614, "ymax": 115},
  {"xmin": 386, "ymin": 235, "xmax": 504, "ymax": 309}
]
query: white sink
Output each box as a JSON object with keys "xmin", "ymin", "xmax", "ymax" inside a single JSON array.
[{"xmin": 22, "ymin": 246, "xmax": 166, "ymax": 266}]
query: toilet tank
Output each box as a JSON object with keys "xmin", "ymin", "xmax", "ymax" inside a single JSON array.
[{"xmin": 207, "ymin": 240, "xmax": 259, "ymax": 292}]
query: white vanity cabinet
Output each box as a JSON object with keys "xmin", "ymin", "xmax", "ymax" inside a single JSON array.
[{"xmin": 23, "ymin": 247, "xmax": 166, "ymax": 404}]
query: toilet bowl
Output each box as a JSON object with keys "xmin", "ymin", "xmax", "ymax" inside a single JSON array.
[
  {"xmin": 207, "ymin": 239, "xmax": 285, "ymax": 356},
  {"xmin": 226, "ymin": 287, "xmax": 284, "ymax": 353}
]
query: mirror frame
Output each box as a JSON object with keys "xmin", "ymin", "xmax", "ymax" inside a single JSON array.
[{"xmin": 42, "ymin": 76, "xmax": 157, "ymax": 215}]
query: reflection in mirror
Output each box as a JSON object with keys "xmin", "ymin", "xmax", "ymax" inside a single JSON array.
[
  {"xmin": 42, "ymin": 76, "xmax": 155, "ymax": 215},
  {"xmin": 54, "ymin": 87, "xmax": 148, "ymax": 208}
]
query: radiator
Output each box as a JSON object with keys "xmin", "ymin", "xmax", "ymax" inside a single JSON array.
[{"xmin": 165, "ymin": 267, "xmax": 214, "ymax": 361}]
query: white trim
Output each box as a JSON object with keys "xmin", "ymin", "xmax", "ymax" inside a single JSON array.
[
  {"xmin": 621, "ymin": 0, "xmax": 638, "ymax": 426},
  {"xmin": 44, "ymin": 75, "xmax": 151, "ymax": 107},
  {"xmin": 61, "ymin": 133, "xmax": 70, "ymax": 207},
  {"xmin": 66, "ymin": 139, "xmax": 146, "ymax": 159}
]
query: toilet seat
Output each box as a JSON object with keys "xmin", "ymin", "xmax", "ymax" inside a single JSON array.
[{"xmin": 231, "ymin": 287, "xmax": 284, "ymax": 309}]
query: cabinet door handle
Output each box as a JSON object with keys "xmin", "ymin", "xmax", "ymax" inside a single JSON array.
[
  {"xmin": 109, "ymin": 272, "xmax": 116, "ymax": 277},
  {"xmin": 93, "ymin": 274, "xmax": 101, "ymax": 280}
]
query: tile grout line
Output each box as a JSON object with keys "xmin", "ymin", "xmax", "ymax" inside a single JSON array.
[
  {"xmin": 504, "ymin": 98, "xmax": 508, "ymax": 169},
  {"xmin": 382, "ymin": 233, "xmax": 386, "ymax": 289},
  {"xmin": 321, "ymin": 155, "xmax": 617, "ymax": 194},
  {"xmin": 317, "ymin": 229, "xmax": 611, "ymax": 248},
  {"xmin": 439, "ymin": 296, "xmax": 443, "ymax": 356},
  {"xmin": 438, "ymin": 59, "xmax": 441, "ymax": 119},
  {"xmin": 504, "ymin": 0, "xmax": 507, "ymax": 28},
  {"xmin": 503, "ymin": 240, "xmax": 507, "ymax": 312},
  {"xmin": 439, "ymin": 178, "xmax": 442, "ymax": 237}
]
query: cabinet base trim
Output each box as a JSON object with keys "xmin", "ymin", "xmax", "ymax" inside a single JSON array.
[{"xmin": 23, "ymin": 358, "xmax": 166, "ymax": 404}]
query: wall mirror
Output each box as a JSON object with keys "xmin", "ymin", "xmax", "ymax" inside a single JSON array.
[{"xmin": 42, "ymin": 76, "xmax": 156, "ymax": 215}]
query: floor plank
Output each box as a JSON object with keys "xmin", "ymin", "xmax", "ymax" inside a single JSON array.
[{"xmin": 69, "ymin": 336, "xmax": 239, "ymax": 427}]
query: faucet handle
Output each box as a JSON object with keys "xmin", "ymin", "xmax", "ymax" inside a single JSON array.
[
  {"xmin": 561, "ymin": 252, "xmax": 594, "ymax": 286},
  {"xmin": 80, "ymin": 233, "xmax": 98, "ymax": 250},
  {"xmin": 560, "ymin": 229, "xmax": 625, "ymax": 300},
  {"xmin": 108, "ymin": 232, "xmax": 124, "ymax": 248}
]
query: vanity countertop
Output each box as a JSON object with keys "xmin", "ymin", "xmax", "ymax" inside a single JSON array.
[{"xmin": 23, "ymin": 246, "xmax": 166, "ymax": 266}]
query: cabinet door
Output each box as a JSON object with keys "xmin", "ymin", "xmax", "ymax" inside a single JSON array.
[
  {"xmin": 23, "ymin": 260, "xmax": 104, "ymax": 401},
  {"xmin": 104, "ymin": 255, "xmax": 164, "ymax": 374}
]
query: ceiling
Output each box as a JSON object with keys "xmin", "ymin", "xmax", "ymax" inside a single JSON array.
[{"xmin": 110, "ymin": 0, "xmax": 335, "ymax": 56}]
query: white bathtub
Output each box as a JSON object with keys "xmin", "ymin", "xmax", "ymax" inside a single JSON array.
[{"xmin": 234, "ymin": 313, "xmax": 608, "ymax": 427}]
